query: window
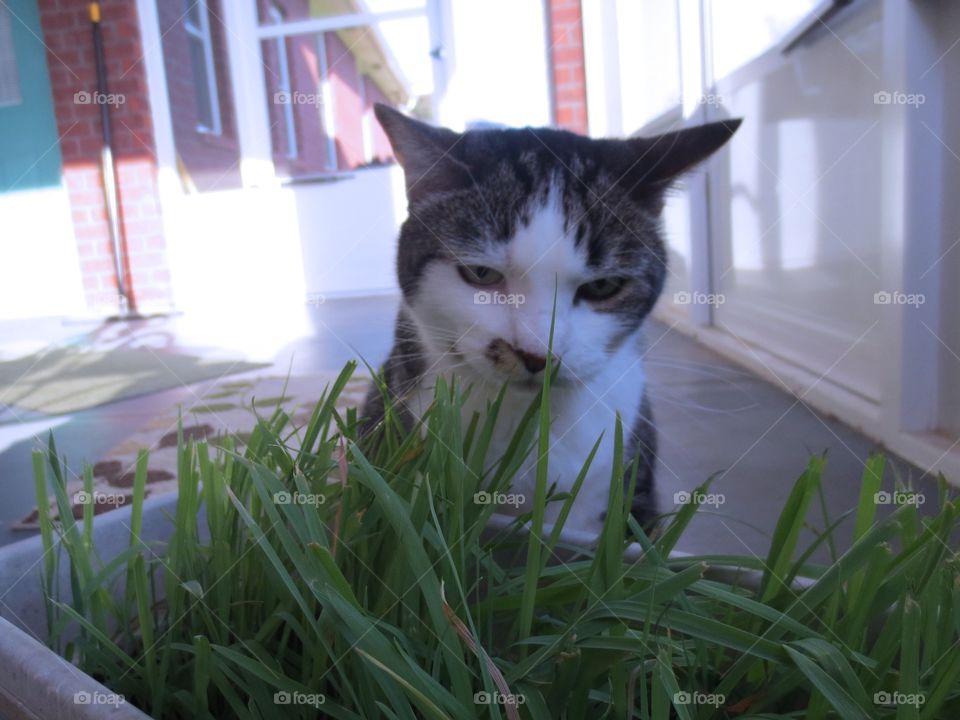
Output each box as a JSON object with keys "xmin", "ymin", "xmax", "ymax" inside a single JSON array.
[
  {"xmin": 256, "ymin": 0, "xmax": 432, "ymax": 178},
  {"xmin": 184, "ymin": 0, "xmax": 222, "ymax": 134},
  {"xmin": 0, "ymin": 6, "xmax": 21, "ymax": 107},
  {"xmin": 616, "ymin": 0, "xmax": 681, "ymax": 133},
  {"xmin": 268, "ymin": 4, "xmax": 298, "ymax": 159}
]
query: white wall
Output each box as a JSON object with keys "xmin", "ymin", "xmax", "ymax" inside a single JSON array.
[
  {"xmin": 162, "ymin": 166, "xmax": 406, "ymax": 315},
  {"xmin": 0, "ymin": 186, "xmax": 86, "ymax": 319}
]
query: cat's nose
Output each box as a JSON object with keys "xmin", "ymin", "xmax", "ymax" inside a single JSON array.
[{"xmin": 515, "ymin": 349, "xmax": 547, "ymax": 374}]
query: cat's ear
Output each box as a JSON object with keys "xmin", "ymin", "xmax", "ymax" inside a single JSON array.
[
  {"xmin": 617, "ymin": 118, "xmax": 741, "ymax": 205},
  {"xmin": 374, "ymin": 104, "xmax": 470, "ymax": 201}
]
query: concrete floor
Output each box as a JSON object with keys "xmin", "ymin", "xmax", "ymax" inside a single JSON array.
[{"xmin": 0, "ymin": 295, "xmax": 934, "ymax": 560}]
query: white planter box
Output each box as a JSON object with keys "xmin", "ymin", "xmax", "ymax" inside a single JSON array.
[
  {"xmin": 0, "ymin": 495, "xmax": 179, "ymax": 720},
  {"xmin": 0, "ymin": 495, "xmax": 783, "ymax": 719}
]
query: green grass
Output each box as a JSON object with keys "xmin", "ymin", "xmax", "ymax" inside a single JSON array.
[{"xmin": 32, "ymin": 360, "xmax": 960, "ymax": 719}]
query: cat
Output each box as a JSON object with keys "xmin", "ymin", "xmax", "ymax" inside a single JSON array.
[{"xmin": 362, "ymin": 103, "xmax": 740, "ymax": 536}]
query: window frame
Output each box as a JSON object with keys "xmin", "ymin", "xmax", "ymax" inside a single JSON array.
[
  {"xmin": 253, "ymin": 2, "xmax": 435, "ymax": 178},
  {"xmin": 184, "ymin": 0, "xmax": 223, "ymax": 135},
  {"xmin": 268, "ymin": 5, "xmax": 298, "ymax": 159}
]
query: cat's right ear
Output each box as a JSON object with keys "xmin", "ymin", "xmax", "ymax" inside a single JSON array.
[{"xmin": 374, "ymin": 104, "xmax": 470, "ymax": 201}]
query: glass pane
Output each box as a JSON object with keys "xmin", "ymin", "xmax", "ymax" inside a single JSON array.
[
  {"xmin": 615, "ymin": 0, "xmax": 681, "ymax": 133},
  {"xmin": 257, "ymin": 0, "xmax": 426, "ymax": 25},
  {"xmin": 262, "ymin": 16, "xmax": 433, "ymax": 177},
  {"xmin": 711, "ymin": 1, "xmax": 885, "ymax": 400},
  {"xmin": 187, "ymin": 36, "xmax": 215, "ymax": 129},
  {"xmin": 710, "ymin": 0, "xmax": 821, "ymax": 80},
  {"xmin": 184, "ymin": 0, "xmax": 203, "ymax": 30}
]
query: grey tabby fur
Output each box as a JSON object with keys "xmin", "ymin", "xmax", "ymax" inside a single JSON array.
[{"xmin": 361, "ymin": 104, "xmax": 740, "ymax": 530}]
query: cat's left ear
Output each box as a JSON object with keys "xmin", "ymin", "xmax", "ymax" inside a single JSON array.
[
  {"xmin": 374, "ymin": 104, "xmax": 469, "ymax": 201},
  {"xmin": 617, "ymin": 118, "xmax": 742, "ymax": 204}
]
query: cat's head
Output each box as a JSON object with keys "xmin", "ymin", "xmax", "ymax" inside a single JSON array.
[{"xmin": 376, "ymin": 104, "xmax": 740, "ymax": 388}]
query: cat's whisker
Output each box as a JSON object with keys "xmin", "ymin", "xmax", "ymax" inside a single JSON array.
[
  {"xmin": 645, "ymin": 357, "xmax": 755, "ymax": 378},
  {"xmin": 644, "ymin": 390, "xmax": 759, "ymax": 415},
  {"xmin": 394, "ymin": 323, "xmax": 468, "ymax": 342},
  {"xmin": 644, "ymin": 364, "xmax": 756, "ymax": 390}
]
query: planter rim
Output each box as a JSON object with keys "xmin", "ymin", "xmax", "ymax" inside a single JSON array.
[{"xmin": 0, "ymin": 617, "xmax": 150, "ymax": 720}]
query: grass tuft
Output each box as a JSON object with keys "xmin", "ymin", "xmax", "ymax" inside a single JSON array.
[{"xmin": 32, "ymin": 360, "xmax": 960, "ymax": 719}]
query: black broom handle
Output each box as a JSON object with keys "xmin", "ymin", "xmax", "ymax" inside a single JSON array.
[{"xmin": 90, "ymin": 2, "xmax": 133, "ymax": 314}]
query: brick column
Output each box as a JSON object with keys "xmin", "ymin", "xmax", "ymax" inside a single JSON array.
[
  {"xmin": 546, "ymin": 0, "xmax": 589, "ymax": 134},
  {"xmin": 38, "ymin": 1, "xmax": 173, "ymax": 314}
]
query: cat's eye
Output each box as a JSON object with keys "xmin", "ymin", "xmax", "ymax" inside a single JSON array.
[
  {"xmin": 576, "ymin": 277, "xmax": 627, "ymax": 302},
  {"xmin": 457, "ymin": 265, "xmax": 504, "ymax": 287}
]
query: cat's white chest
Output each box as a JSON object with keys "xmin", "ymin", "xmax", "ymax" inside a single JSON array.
[{"xmin": 411, "ymin": 347, "xmax": 645, "ymax": 537}]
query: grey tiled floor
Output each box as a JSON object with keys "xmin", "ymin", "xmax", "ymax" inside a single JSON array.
[{"xmin": 0, "ymin": 295, "xmax": 931, "ymax": 560}]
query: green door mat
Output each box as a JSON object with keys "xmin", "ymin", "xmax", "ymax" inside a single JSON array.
[{"xmin": 0, "ymin": 346, "xmax": 269, "ymax": 415}]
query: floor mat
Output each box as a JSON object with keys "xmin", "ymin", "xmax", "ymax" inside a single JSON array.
[
  {"xmin": 14, "ymin": 372, "xmax": 371, "ymax": 531},
  {"xmin": 0, "ymin": 346, "xmax": 269, "ymax": 415}
]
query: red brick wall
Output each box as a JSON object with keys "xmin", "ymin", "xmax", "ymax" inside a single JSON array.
[
  {"xmin": 327, "ymin": 32, "xmax": 365, "ymax": 170},
  {"xmin": 362, "ymin": 75, "xmax": 393, "ymax": 163},
  {"xmin": 156, "ymin": 0, "xmax": 241, "ymax": 191},
  {"xmin": 38, "ymin": 0, "xmax": 172, "ymax": 313},
  {"xmin": 547, "ymin": 0, "xmax": 588, "ymax": 134}
]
